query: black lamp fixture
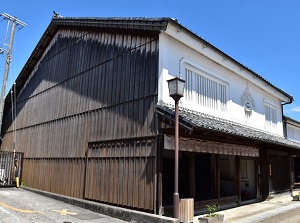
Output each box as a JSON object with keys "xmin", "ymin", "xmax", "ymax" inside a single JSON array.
[{"xmin": 167, "ymin": 77, "xmax": 185, "ymax": 102}]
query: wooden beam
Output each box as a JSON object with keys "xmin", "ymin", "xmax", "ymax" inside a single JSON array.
[
  {"xmin": 189, "ymin": 153, "xmax": 195, "ymax": 198},
  {"xmin": 236, "ymin": 156, "xmax": 241, "ymax": 204},
  {"xmin": 216, "ymin": 154, "xmax": 220, "ymax": 200}
]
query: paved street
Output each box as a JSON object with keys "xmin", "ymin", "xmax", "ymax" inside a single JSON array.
[
  {"xmin": 207, "ymin": 192, "xmax": 300, "ymax": 223},
  {"xmin": 257, "ymin": 206, "xmax": 300, "ymax": 223},
  {"xmin": 3, "ymin": 187, "xmax": 300, "ymax": 223},
  {"xmin": 0, "ymin": 188, "xmax": 127, "ymax": 223}
]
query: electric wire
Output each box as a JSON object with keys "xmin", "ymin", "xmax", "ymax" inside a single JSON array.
[
  {"xmin": 10, "ymin": 88, "xmax": 15, "ymax": 151},
  {"xmin": 9, "ymin": 85, "xmax": 17, "ymax": 152}
]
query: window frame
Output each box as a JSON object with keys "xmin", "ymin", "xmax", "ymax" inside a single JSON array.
[
  {"xmin": 264, "ymin": 100, "xmax": 278, "ymax": 129},
  {"xmin": 180, "ymin": 60, "xmax": 229, "ymax": 113}
]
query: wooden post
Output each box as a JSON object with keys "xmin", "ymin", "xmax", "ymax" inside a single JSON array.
[
  {"xmin": 236, "ymin": 156, "xmax": 241, "ymax": 204},
  {"xmin": 189, "ymin": 153, "xmax": 195, "ymax": 198},
  {"xmin": 157, "ymin": 135, "xmax": 164, "ymax": 215},
  {"xmin": 289, "ymin": 153, "xmax": 294, "ymax": 196},
  {"xmin": 255, "ymin": 159, "xmax": 259, "ymax": 199},
  {"xmin": 216, "ymin": 154, "xmax": 220, "ymax": 200}
]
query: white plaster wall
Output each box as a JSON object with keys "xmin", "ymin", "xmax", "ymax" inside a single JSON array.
[{"xmin": 158, "ymin": 23, "xmax": 287, "ymax": 136}]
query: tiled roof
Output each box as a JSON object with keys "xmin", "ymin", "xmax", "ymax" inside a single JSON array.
[
  {"xmin": 284, "ymin": 116, "xmax": 300, "ymax": 128},
  {"xmin": 51, "ymin": 17, "xmax": 170, "ymax": 31},
  {"xmin": 157, "ymin": 104, "xmax": 300, "ymax": 150}
]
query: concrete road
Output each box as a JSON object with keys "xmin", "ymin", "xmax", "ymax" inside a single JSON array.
[
  {"xmin": 0, "ymin": 187, "xmax": 127, "ymax": 223},
  {"xmin": 258, "ymin": 206, "xmax": 300, "ymax": 223},
  {"xmin": 195, "ymin": 192, "xmax": 300, "ymax": 223}
]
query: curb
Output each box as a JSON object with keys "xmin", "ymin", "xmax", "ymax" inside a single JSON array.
[{"xmin": 22, "ymin": 187, "xmax": 179, "ymax": 223}]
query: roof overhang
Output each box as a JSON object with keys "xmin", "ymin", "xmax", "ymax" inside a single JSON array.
[
  {"xmin": 284, "ymin": 116, "xmax": 300, "ymax": 128},
  {"xmin": 157, "ymin": 104, "xmax": 300, "ymax": 150}
]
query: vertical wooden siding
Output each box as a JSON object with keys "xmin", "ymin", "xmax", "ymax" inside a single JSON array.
[
  {"xmin": 1, "ymin": 27, "xmax": 159, "ymax": 212},
  {"xmin": 22, "ymin": 158, "xmax": 85, "ymax": 198},
  {"xmin": 3, "ymin": 29, "xmax": 158, "ymax": 137},
  {"xmin": 3, "ymin": 97, "xmax": 157, "ymax": 157},
  {"xmin": 2, "ymin": 28, "xmax": 159, "ymax": 152},
  {"xmin": 85, "ymin": 137, "xmax": 156, "ymax": 211}
]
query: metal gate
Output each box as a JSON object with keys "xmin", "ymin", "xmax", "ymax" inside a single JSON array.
[{"xmin": 0, "ymin": 151, "xmax": 23, "ymax": 187}]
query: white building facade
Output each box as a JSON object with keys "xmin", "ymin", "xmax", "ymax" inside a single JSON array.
[
  {"xmin": 155, "ymin": 18, "xmax": 300, "ymax": 210},
  {"xmin": 158, "ymin": 20, "xmax": 290, "ymax": 137}
]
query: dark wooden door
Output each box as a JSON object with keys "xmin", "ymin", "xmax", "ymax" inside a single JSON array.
[
  {"xmin": 293, "ymin": 157, "xmax": 300, "ymax": 183},
  {"xmin": 269, "ymin": 154, "xmax": 289, "ymax": 192}
]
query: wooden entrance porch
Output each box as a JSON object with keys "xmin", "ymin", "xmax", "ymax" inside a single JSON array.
[{"xmin": 159, "ymin": 135, "xmax": 260, "ymax": 216}]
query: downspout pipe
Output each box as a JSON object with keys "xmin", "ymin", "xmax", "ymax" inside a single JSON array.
[
  {"xmin": 281, "ymin": 96, "xmax": 293, "ymax": 139},
  {"xmin": 281, "ymin": 97, "xmax": 294, "ymax": 196}
]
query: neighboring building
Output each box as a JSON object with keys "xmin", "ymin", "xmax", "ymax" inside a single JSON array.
[
  {"xmin": 284, "ymin": 116, "xmax": 300, "ymax": 143},
  {"xmin": 283, "ymin": 116, "xmax": 300, "ymax": 185},
  {"xmin": 1, "ymin": 17, "xmax": 300, "ymax": 216}
]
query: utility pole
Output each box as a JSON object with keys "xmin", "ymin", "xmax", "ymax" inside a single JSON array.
[{"xmin": 0, "ymin": 13, "xmax": 26, "ymax": 143}]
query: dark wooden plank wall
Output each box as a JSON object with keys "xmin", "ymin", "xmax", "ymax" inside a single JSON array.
[
  {"xmin": 85, "ymin": 137, "xmax": 156, "ymax": 211},
  {"xmin": 22, "ymin": 158, "xmax": 85, "ymax": 198},
  {"xmin": 1, "ymin": 27, "xmax": 159, "ymax": 211}
]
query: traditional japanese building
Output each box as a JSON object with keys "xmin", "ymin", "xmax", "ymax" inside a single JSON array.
[
  {"xmin": 1, "ymin": 17, "xmax": 300, "ymax": 215},
  {"xmin": 284, "ymin": 116, "xmax": 300, "ymax": 186}
]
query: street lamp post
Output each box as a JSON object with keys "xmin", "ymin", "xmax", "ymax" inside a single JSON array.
[{"xmin": 167, "ymin": 77, "xmax": 185, "ymax": 219}]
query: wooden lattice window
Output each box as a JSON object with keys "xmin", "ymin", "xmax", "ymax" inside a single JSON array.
[{"xmin": 184, "ymin": 67, "xmax": 227, "ymax": 112}]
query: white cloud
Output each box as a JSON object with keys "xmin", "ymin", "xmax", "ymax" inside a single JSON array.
[
  {"xmin": 283, "ymin": 105, "xmax": 300, "ymax": 114},
  {"xmin": 291, "ymin": 106, "xmax": 300, "ymax": 112}
]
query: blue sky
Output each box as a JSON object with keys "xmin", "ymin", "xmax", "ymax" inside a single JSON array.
[{"xmin": 0, "ymin": 0, "xmax": 300, "ymax": 121}]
